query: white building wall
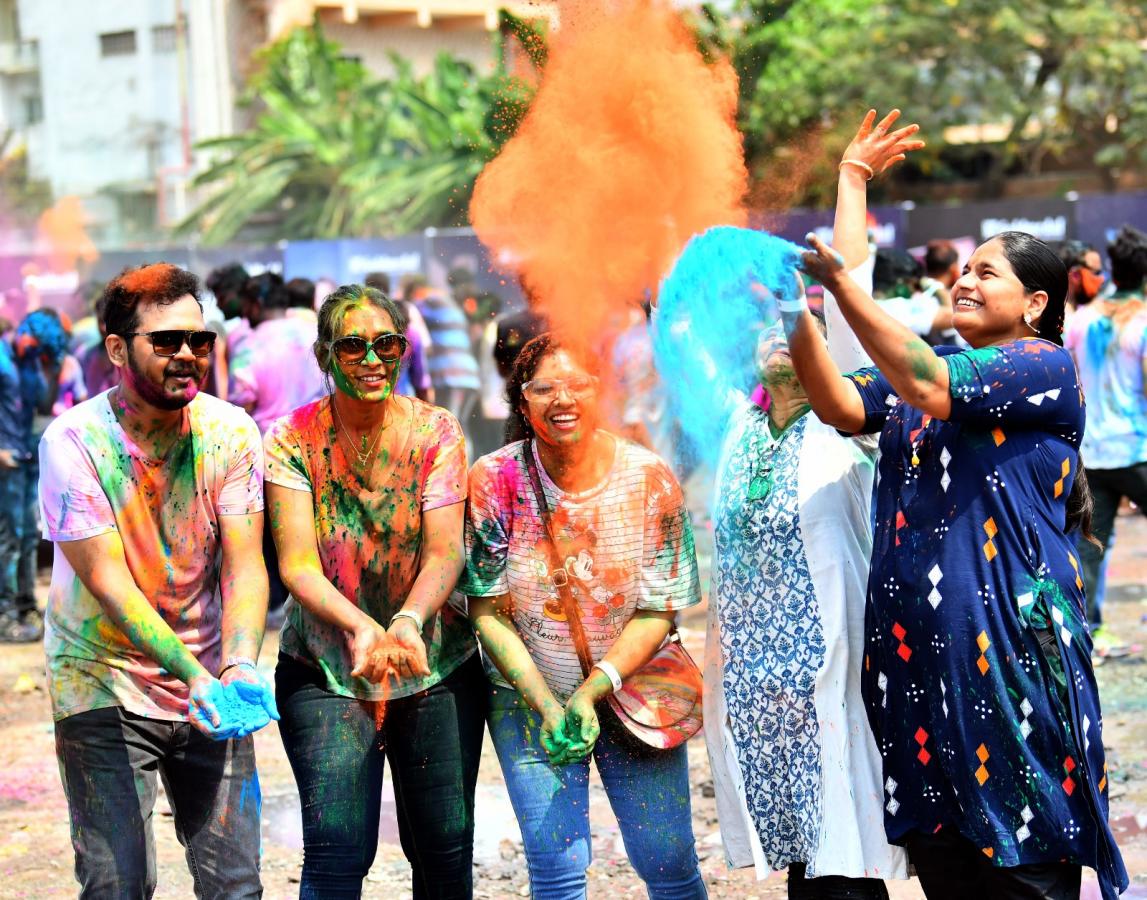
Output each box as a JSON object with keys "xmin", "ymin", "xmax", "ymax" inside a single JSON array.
[
  {"xmin": 16, "ymin": 0, "xmax": 186, "ymax": 236},
  {"xmin": 323, "ymin": 21, "xmax": 496, "ymax": 77}
]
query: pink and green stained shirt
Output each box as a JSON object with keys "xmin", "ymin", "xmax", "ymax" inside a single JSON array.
[
  {"xmin": 38, "ymin": 390, "xmax": 264, "ymax": 722},
  {"xmin": 264, "ymin": 395, "xmax": 476, "ymax": 701}
]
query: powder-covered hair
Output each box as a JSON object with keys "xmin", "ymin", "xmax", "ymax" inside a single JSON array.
[
  {"xmin": 101, "ymin": 263, "xmax": 202, "ymax": 337},
  {"xmin": 313, "ymin": 283, "xmax": 408, "ymax": 374}
]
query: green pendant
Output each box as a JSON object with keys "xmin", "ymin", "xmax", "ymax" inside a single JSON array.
[{"xmin": 748, "ymin": 471, "xmax": 774, "ymax": 501}]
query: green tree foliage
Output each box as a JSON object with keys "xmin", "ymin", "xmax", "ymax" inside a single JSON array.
[
  {"xmin": 180, "ymin": 21, "xmax": 533, "ymax": 243},
  {"xmin": 717, "ymin": 0, "xmax": 1147, "ymax": 204}
]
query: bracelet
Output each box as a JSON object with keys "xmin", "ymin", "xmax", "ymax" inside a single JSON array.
[
  {"xmin": 839, "ymin": 159, "xmax": 875, "ymax": 180},
  {"xmin": 389, "ymin": 610, "xmax": 424, "ymax": 631},
  {"xmin": 219, "ymin": 656, "xmax": 256, "ymax": 677},
  {"xmin": 592, "ymin": 660, "xmax": 624, "ymax": 694}
]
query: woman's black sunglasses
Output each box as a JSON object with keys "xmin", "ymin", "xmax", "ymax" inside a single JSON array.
[
  {"xmin": 121, "ymin": 330, "xmax": 217, "ymax": 358},
  {"xmin": 329, "ymin": 333, "xmax": 408, "ymax": 364}
]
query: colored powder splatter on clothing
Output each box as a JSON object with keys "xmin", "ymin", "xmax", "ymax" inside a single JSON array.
[
  {"xmin": 652, "ymin": 225, "xmax": 803, "ymax": 470},
  {"xmin": 470, "ymin": 0, "xmax": 747, "ymax": 348}
]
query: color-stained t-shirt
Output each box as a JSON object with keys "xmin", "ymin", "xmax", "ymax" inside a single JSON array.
[
  {"xmin": 264, "ymin": 395, "xmax": 475, "ymax": 701},
  {"xmin": 38, "ymin": 390, "xmax": 264, "ymax": 722},
  {"xmin": 1063, "ymin": 296, "xmax": 1147, "ymax": 469},
  {"xmin": 460, "ymin": 437, "xmax": 702, "ymax": 701},
  {"xmin": 228, "ymin": 316, "xmax": 326, "ymax": 434}
]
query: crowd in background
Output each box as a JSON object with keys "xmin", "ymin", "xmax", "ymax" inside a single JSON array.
[{"xmin": 2, "ymin": 223, "xmax": 1146, "ymax": 648}]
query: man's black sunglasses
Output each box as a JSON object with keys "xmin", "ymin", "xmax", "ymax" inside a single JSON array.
[
  {"xmin": 120, "ymin": 330, "xmax": 217, "ymax": 358},
  {"xmin": 328, "ymin": 333, "xmax": 408, "ymax": 364}
]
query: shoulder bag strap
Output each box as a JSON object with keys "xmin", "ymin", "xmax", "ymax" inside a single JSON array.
[{"xmin": 522, "ymin": 440, "xmax": 596, "ymax": 679}]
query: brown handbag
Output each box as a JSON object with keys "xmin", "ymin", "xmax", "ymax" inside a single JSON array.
[{"xmin": 522, "ymin": 442, "xmax": 703, "ymax": 750}]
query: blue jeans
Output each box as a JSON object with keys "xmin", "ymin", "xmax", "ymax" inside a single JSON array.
[
  {"xmin": 0, "ymin": 459, "xmax": 37, "ymax": 612},
  {"xmin": 488, "ymin": 683, "xmax": 707, "ymax": 900},
  {"xmin": 276, "ymin": 651, "xmax": 486, "ymax": 899},
  {"xmin": 54, "ymin": 705, "xmax": 262, "ymax": 899}
]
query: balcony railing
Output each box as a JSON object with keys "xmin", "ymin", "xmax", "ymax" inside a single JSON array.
[{"xmin": 0, "ymin": 40, "xmax": 39, "ymax": 74}]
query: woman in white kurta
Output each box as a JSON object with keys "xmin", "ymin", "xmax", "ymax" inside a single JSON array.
[{"xmin": 701, "ymin": 112, "xmax": 918, "ymax": 895}]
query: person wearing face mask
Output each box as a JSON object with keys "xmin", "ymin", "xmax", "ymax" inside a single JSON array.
[
  {"xmin": 264, "ymin": 284, "xmax": 483, "ymax": 899},
  {"xmin": 704, "ymin": 109, "xmax": 916, "ymax": 899},
  {"xmin": 789, "ymin": 228, "xmax": 1127, "ymax": 899},
  {"xmin": 1059, "ymin": 240, "xmax": 1106, "ymax": 313},
  {"xmin": 460, "ymin": 333, "xmax": 706, "ymax": 899}
]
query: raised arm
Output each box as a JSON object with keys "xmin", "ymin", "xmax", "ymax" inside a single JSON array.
[
  {"xmin": 802, "ymin": 234, "xmax": 952, "ymax": 420},
  {"xmin": 827, "ymin": 108, "xmax": 923, "ymax": 373}
]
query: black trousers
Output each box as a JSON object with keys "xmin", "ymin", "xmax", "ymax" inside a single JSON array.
[
  {"xmin": 787, "ymin": 862, "xmax": 889, "ymax": 899},
  {"xmin": 906, "ymin": 829, "xmax": 1081, "ymax": 900},
  {"xmin": 1078, "ymin": 461, "xmax": 1147, "ymax": 625}
]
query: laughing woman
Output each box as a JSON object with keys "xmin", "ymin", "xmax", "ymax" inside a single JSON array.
[
  {"xmin": 461, "ymin": 334, "xmax": 707, "ymax": 900},
  {"xmin": 789, "ymin": 233, "xmax": 1128, "ymax": 900},
  {"xmin": 265, "ymin": 285, "xmax": 484, "ymax": 899}
]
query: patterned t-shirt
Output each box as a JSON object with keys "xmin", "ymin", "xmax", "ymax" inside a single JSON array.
[
  {"xmin": 460, "ymin": 437, "xmax": 702, "ymax": 701},
  {"xmin": 264, "ymin": 394, "xmax": 476, "ymax": 701},
  {"xmin": 39, "ymin": 390, "xmax": 264, "ymax": 722}
]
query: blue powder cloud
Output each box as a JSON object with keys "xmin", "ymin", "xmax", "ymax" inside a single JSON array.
[{"xmin": 653, "ymin": 226, "xmax": 804, "ymax": 472}]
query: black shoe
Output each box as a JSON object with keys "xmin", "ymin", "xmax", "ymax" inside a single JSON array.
[{"xmin": 0, "ymin": 609, "xmax": 43, "ymax": 643}]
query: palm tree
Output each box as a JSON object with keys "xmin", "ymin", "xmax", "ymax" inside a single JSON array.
[{"xmin": 179, "ymin": 21, "xmax": 535, "ymax": 243}]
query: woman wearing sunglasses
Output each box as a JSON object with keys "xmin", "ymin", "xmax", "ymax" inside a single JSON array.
[
  {"xmin": 264, "ymin": 284, "xmax": 484, "ymax": 899},
  {"xmin": 460, "ymin": 334, "xmax": 707, "ymax": 899}
]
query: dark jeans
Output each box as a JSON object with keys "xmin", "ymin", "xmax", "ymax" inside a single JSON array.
[
  {"xmin": 905, "ymin": 829, "xmax": 1081, "ymax": 900},
  {"xmin": 787, "ymin": 862, "xmax": 889, "ymax": 899},
  {"xmin": 1078, "ymin": 461, "xmax": 1147, "ymax": 625},
  {"xmin": 487, "ymin": 684, "xmax": 706, "ymax": 899},
  {"xmin": 54, "ymin": 705, "xmax": 262, "ymax": 900},
  {"xmin": 276, "ymin": 651, "xmax": 486, "ymax": 899},
  {"xmin": 262, "ymin": 519, "xmax": 288, "ymax": 613},
  {"xmin": 0, "ymin": 459, "xmax": 37, "ymax": 613}
]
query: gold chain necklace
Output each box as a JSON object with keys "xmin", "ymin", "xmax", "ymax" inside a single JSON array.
[{"xmin": 332, "ymin": 397, "xmax": 387, "ymax": 467}]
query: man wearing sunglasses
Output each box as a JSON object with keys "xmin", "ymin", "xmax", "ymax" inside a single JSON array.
[{"xmin": 37, "ymin": 262, "xmax": 273, "ymax": 897}]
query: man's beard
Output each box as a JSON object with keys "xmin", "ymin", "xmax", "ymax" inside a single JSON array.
[{"xmin": 125, "ymin": 349, "xmax": 202, "ymax": 411}]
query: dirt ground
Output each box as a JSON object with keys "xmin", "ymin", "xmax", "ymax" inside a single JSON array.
[{"xmin": 2, "ymin": 514, "xmax": 1146, "ymax": 899}]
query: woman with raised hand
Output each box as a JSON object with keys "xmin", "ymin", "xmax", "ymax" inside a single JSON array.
[
  {"xmin": 788, "ymin": 225, "xmax": 1128, "ymax": 898},
  {"xmin": 704, "ymin": 109, "xmax": 919, "ymax": 898},
  {"xmin": 265, "ymin": 284, "xmax": 484, "ymax": 899},
  {"xmin": 461, "ymin": 334, "xmax": 706, "ymax": 899}
]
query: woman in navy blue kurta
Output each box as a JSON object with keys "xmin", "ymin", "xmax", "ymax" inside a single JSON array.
[{"xmin": 784, "ymin": 228, "xmax": 1126, "ymax": 900}]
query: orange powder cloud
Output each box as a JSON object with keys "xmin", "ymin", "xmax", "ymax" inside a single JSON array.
[
  {"xmin": 37, "ymin": 195, "xmax": 98, "ymax": 272},
  {"xmin": 469, "ymin": 0, "xmax": 747, "ymax": 345}
]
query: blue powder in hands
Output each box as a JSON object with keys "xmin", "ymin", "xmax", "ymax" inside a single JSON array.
[
  {"xmin": 653, "ymin": 226, "xmax": 804, "ymax": 471},
  {"xmin": 213, "ymin": 682, "xmax": 272, "ymax": 737}
]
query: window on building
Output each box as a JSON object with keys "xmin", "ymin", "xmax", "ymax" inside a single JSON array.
[
  {"xmin": 22, "ymin": 93, "xmax": 41, "ymax": 125},
  {"xmin": 152, "ymin": 25, "xmax": 176, "ymax": 53},
  {"xmin": 99, "ymin": 30, "xmax": 136, "ymax": 57}
]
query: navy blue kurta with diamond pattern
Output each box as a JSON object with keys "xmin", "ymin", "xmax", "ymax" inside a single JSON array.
[{"xmin": 846, "ymin": 338, "xmax": 1126, "ymax": 899}]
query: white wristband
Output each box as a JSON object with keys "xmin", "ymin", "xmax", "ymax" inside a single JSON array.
[
  {"xmin": 593, "ymin": 661, "xmax": 623, "ymax": 694},
  {"xmin": 389, "ymin": 610, "xmax": 424, "ymax": 630},
  {"xmin": 776, "ymin": 291, "xmax": 809, "ymax": 314}
]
